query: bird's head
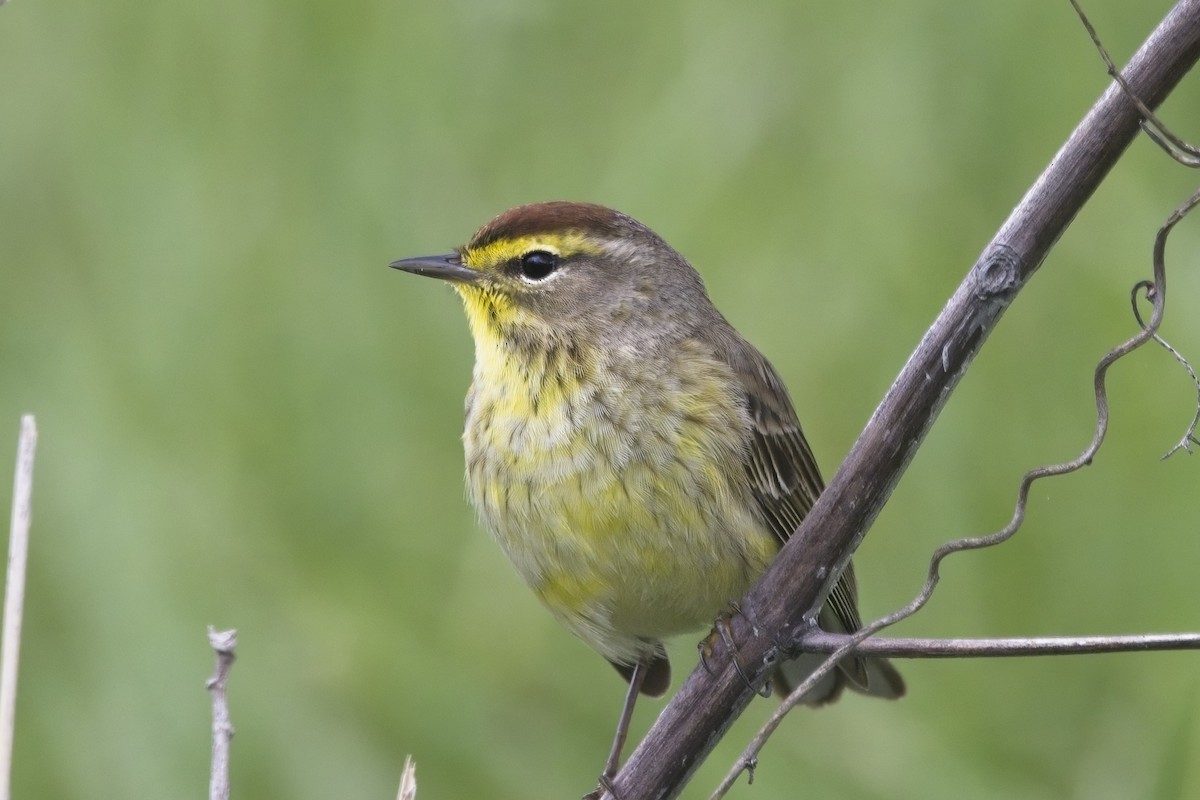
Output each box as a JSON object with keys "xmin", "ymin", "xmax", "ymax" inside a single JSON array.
[{"xmin": 390, "ymin": 202, "xmax": 710, "ymax": 346}]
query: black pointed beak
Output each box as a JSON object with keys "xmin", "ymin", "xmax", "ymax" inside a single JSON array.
[{"xmin": 388, "ymin": 253, "xmax": 480, "ymax": 284}]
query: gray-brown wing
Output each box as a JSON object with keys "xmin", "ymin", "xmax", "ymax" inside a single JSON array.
[{"xmin": 722, "ymin": 336, "xmax": 867, "ymax": 662}]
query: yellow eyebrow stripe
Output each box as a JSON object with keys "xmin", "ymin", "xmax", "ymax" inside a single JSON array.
[{"xmin": 463, "ymin": 232, "xmax": 604, "ymax": 269}]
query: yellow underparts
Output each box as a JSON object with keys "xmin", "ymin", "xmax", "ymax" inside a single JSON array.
[{"xmin": 457, "ymin": 285, "xmax": 778, "ymax": 666}]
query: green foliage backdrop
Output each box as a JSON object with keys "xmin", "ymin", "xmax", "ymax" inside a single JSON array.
[{"xmin": 2, "ymin": 1, "xmax": 1198, "ymax": 797}]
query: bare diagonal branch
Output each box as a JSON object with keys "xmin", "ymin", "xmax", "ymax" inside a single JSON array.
[{"xmin": 604, "ymin": 3, "xmax": 1200, "ymax": 798}]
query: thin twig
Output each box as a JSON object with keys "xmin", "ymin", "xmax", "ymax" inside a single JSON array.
[
  {"xmin": 1070, "ymin": 0, "xmax": 1200, "ymax": 167},
  {"xmin": 207, "ymin": 627, "xmax": 237, "ymax": 800},
  {"xmin": 0, "ymin": 417, "xmax": 36, "ymax": 800},
  {"xmin": 800, "ymin": 631, "xmax": 1200, "ymax": 658},
  {"xmin": 1132, "ymin": 187, "xmax": 1200, "ymax": 458},
  {"xmin": 1072, "ymin": 0, "xmax": 1200, "ymax": 456}
]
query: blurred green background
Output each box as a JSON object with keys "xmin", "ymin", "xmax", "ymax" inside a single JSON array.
[{"xmin": 2, "ymin": 0, "xmax": 1199, "ymax": 797}]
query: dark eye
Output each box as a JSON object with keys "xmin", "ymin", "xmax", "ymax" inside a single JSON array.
[{"xmin": 519, "ymin": 250, "xmax": 559, "ymax": 281}]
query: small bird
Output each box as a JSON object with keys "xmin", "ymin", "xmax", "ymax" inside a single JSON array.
[{"xmin": 390, "ymin": 202, "xmax": 903, "ymax": 786}]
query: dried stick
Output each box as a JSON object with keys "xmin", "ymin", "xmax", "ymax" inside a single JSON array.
[
  {"xmin": 0, "ymin": 416, "xmax": 36, "ymax": 800},
  {"xmin": 207, "ymin": 628, "xmax": 237, "ymax": 800},
  {"xmin": 800, "ymin": 631, "xmax": 1200, "ymax": 658},
  {"xmin": 604, "ymin": 3, "xmax": 1200, "ymax": 799},
  {"xmin": 396, "ymin": 756, "xmax": 418, "ymax": 800}
]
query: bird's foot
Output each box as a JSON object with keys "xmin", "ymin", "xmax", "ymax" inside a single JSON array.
[
  {"xmin": 583, "ymin": 773, "xmax": 618, "ymax": 800},
  {"xmin": 697, "ymin": 604, "xmax": 770, "ymax": 697}
]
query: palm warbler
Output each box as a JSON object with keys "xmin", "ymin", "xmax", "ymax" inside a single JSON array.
[{"xmin": 390, "ymin": 201, "xmax": 903, "ymax": 780}]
